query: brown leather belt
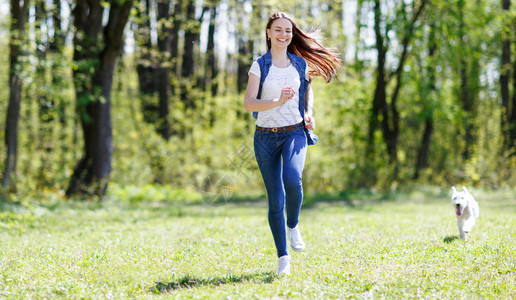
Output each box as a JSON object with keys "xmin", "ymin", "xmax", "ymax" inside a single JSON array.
[{"xmin": 256, "ymin": 122, "xmax": 303, "ymax": 133}]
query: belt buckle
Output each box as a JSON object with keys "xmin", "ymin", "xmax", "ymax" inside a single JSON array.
[{"xmin": 271, "ymin": 128, "xmax": 278, "ymax": 133}]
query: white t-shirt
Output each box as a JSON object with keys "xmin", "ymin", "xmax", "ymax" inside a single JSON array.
[{"xmin": 249, "ymin": 60, "xmax": 308, "ymax": 128}]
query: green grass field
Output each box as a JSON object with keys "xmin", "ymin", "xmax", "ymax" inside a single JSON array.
[{"xmin": 1, "ymin": 187, "xmax": 515, "ymax": 299}]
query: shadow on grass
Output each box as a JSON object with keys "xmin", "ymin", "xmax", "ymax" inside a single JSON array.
[
  {"xmin": 152, "ymin": 272, "xmax": 276, "ymax": 293},
  {"xmin": 443, "ymin": 235, "xmax": 460, "ymax": 243}
]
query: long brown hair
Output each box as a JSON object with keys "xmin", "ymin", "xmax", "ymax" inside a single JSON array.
[{"xmin": 266, "ymin": 12, "xmax": 341, "ymax": 83}]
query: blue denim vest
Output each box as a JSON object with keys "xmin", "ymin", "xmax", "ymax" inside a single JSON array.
[
  {"xmin": 252, "ymin": 51, "xmax": 318, "ymax": 145},
  {"xmin": 253, "ymin": 51, "xmax": 309, "ymax": 119}
]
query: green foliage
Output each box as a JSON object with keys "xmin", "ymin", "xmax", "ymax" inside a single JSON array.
[
  {"xmin": 0, "ymin": 189, "xmax": 515, "ymax": 298},
  {"xmin": 1, "ymin": 47, "xmax": 79, "ymax": 196},
  {"xmin": 109, "ymin": 58, "xmax": 262, "ymax": 195}
]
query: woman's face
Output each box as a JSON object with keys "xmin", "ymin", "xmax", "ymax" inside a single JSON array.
[{"xmin": 267, "ymin": 18, "xmax": 293, "ymax": 49}]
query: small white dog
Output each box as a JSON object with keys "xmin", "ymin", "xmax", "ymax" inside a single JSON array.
[{"xmin": 451, "ymin": 186, "xmax": 479, "ymax": 240}]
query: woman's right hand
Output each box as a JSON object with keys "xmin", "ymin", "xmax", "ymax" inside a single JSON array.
[{"xmin": 278, "ymin": 86, "xmax": 296, "ymax": 105}]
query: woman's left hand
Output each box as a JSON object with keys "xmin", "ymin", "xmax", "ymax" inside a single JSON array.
[{"xmin": 304, "ymin": 114, "xmax": 315, "ymax": 130}]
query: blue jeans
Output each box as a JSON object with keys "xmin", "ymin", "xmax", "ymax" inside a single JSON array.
[{"xmin": 254, "ymin": 126, "xmax": 307, "ymax": 257}]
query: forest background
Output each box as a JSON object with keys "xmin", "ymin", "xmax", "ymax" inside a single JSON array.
[{"xmin": 0, "ymin": 0, "xmax": 515, "ymax": 202}]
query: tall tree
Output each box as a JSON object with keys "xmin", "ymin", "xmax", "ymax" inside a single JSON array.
[
  {"xmin": 205, "ymin": 0, "xmax": 219, "ymax": 96},
  {"xmin": 170, "ymin": 0, "xmax": 182, "ymax": 81},
  {"xmin": 2, "ymin": 0, "xmax": 30, "ymax": 190},
  {"xmin": 237, "ymin": 37, "xmax": 253, "ymax": 93},
  {"xmin": 156, "ymin": 0, "xmax": 173, "ymax": 140},
  {"xmin": 180, "ymin": 0, "xmax": 201, "ymax": 108},
  {"xmin": 66, "ymin": 0, "xmax": 133, "ymax": 197},
  {"xmin": 354, "ymin": 0, "xmax": 365, "ymax": 72},
  {"xmin": 501, "ymin": 0, "xmax": 516, "ymax": 153},
  {"xmin": 414, "ymin": 19, "xmax": 438, "ymax": 180},
  {"xmin": 366, "ymin": 0, "xmax": 428, "ymax": 171},
  {"xmin": 35, "ymin": 0, "xmax": 49, "ymax": 116},
  {"xmin": 49, "ymin": 0, "xmax": 66, "ymax": 124},
  {"xmin": 501, "ymin": 0, "xmax": 511, "ymax": 153},
  {"xmin": 457, "ymin": 0, "xmax": 476, "ymax": 160},
  {"xmin": 512, "ymin": 18, "xmax": 516, "ymax": 151},
  {"xmin": 49, "ymin": 0, "xmax": 65, "ymax": 64},
  {"xmin": 34, "ymin": 0, "xmax": 53, "ymax": 187},
  {"xmin": 236, "ymin": 1, "xmax": 255, "ymax": 94},
  {"xmin": 134, "ymin": 0, "xmax": 158, "ymax": 124},
  {"xmin": 49, "ymin": 0, "xmax": 70, "ymax": 177}
]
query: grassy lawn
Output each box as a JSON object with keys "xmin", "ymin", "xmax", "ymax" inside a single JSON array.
[{"xmin": 1, "ymin": 187, "xmax": 515, "ymax": 299}]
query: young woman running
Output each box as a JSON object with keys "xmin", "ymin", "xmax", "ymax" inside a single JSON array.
[{"xmin": 244, "ymin": 12, "xmax": 341, "ymax": 276}]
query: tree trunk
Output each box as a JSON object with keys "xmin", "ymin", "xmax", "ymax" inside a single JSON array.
[
  {"xmin": 36, "ymin": 0, "xmax": 50, "ymax": 117},
  {"xmin": 414, "ymin": 21, "xmax": 437, "ymax": 180},
  {"xmin": 35, "ymin": 0, "xmax": 53, "ymax": 187},
  {"xmin": 367, "ymin": 0, "xmax": 427, "ymax": 178},
  {"xmin": 49, "ymin": 0, "xmax": 64, "ymax": 56},
  {"xmin": 459, "ymin": 63, "xmax": 472, "ymax": 161},
  {"xmin": 235, "ymin": 1, "xmax": 254, "ymax": 94},
  {"xmin": 504, "ymin": 0, "xmax": 516, "ymax": 151},
  {"xmin": 206, "ymin": 2, "xmax": 218, "ymax": 96},
  {"xmin": 136, "ymin": 0, "xmax": 154, "ymax": 94},
  {"xmin": 66, "ymin": 0, "xmax": 132, "ymax": 198},
  {"xmin": 156, "ymin": 0, "xmax": 172, "ymax": 140},
  {"xmin": 237, "ymin": 37, "xmax": 253, "ymax": 93},
  {"xmin": 508, "ymin": 0, "xmax": 516, "ymax": 152},
  {"xmin": 135, "ymin": 0, "xmax": 158, "ymax": 124},
  {"xmin": 49, "ymin": 0, "xmax": 66, "ymax": 123},
  {"xmin": 180, "ymin": 0, "xmax": 197, "ymax": 108},
  {"xmin": 366, "ymin": 0, "xmax": 387, "ymax": 160},
  {"xmin": 48, "ymin": 0, "xmax": 69, "ymax": 172},
  {"xmin": 354, "ymin": 0, "xmax": 364, "ymax": 72},
  {"xmin": 2, "ymin": 0, "xmax": 29, "ymax": 190},
  {"xmin": 170, "ymin": 0, "xmax": 182, "ymax": 81},
  {"xmin": 457, "ymin": 0, "xmax": 474, "ymax": 160},
  {"xmin": 414, "ymin": 118, "xmax": 434, "ymax": 179},
  {"xmin": 385, "ymin": 0, "xmax": 428, "ymax": 166},
  {"xmin": 501, "ymin": 0, "xmax": 511, "ymax": 152}
]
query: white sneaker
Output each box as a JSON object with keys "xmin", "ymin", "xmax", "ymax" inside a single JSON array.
[
  {"xmin": 288, "ymin": 225, "xmax": 306, "ymax": 252},
  {"xmin": 277, "ymin": 255, "xmax": 290, "ymax": 276}
]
